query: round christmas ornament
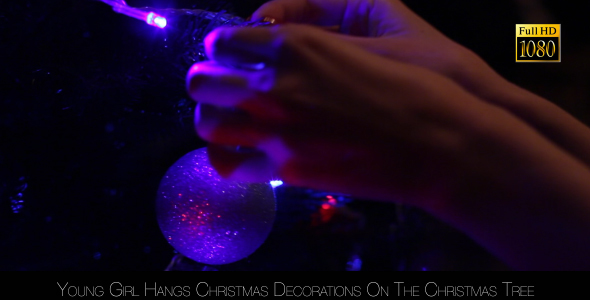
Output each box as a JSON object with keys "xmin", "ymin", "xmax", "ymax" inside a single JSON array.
[{"xmin": 156, "ymin": 147, "xmax": 276, "ymax": 265}]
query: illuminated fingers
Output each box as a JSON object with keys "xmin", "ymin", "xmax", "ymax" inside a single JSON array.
[
  {"xmin": 186, "ymin": 60, "xmax": 275, "ymax": 107},
  {"xmin": 195, "ymin": 103, "xmax": 273, "ymax": 147},
  {"xmin": 204, "ymin": 27, "xmax": 277, "ymax": 67},
  {"xmin": 202, "ymin": 24, "xmax": 331, "ymax": 68},
  {"xmin": 250, "ymin": 0, "xmax": 348, "ymax": 26},
  {"xmin": 207, "ymin": 143, "xmax": 278, "ymax": 182}
]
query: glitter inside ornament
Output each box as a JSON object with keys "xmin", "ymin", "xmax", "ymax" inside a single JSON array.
[{"xmin": 156, "ymin": 147, "xmax": 276, "ymax": 265}]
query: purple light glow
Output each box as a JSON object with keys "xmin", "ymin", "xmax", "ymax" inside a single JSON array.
[
  {"xmin": 156, "ymin": 147, "xmax": 276, "ymax": 265},
  {"xmin": 101, "ymin": 1, "xmax": 167, "ymax": 29},
  {"xmin": 146, "ymin": 12, "xmax": 167, "ymax": 29}
]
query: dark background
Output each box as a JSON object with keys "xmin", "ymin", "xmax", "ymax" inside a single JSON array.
[{"xmin": 1, "ymin": 0, "xmax": 589, "ymax": 271}]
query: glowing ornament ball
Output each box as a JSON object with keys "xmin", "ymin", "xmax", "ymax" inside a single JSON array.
[{"xmin": 156, "ymin": 147, "xmax": 277, "ymax": 265}]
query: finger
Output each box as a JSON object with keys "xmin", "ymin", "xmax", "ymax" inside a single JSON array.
[
  {"xmin": 251, "ymin": 0, "xmax": 348, "ymax": 26},
  {"xmin": 251, "ymin": 0, "xmax": 422, "ymax": 35},
  {"xmin": 186, "ymin": 60, "xmax": 274, "ymax": 107},
  {"xmin": 207, "ymin": 143, "xmax": 278, "ymax": 182},
  {"xmin": 195, "ymin": 103, "xmax": 272, "ymax": 147},
  {"xmin": 204, "ymin": 24, "xmax": 334, "ymax": 66},
  {"xmin": 204, "ymin": 27, "xmax": 276, "ymax": 67}
]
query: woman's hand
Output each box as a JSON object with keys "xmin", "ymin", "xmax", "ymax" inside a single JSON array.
[
  {"xmin": 251, "ymin": 0, "xmax": 590, "ymax": 168},
  {"xmin": 188, "ymin": 23, "xmax": 509, "ymax": 207},
  {"xmin": 185, "ymin": 0, "xmax": 590, "ymax": 270}
]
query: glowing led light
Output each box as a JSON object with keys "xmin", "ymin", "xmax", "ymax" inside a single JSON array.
[
  {"xmin": 146, "ymin": 12, "xmax": 167, "ymax": 29},
  {"xmin": 346, "ymin": 255, "xmax": 362, "ymax": 271},
  {"xmin": 269, "ymin": 180, "xmax": 283, "ymax": 188},
  {"xmin": 155, "ymin": 16, "xmax": 167, "ymax": 28},
  {"xmin": 100, "ymin": 0, "xmax": 167, "ymax": 29}
]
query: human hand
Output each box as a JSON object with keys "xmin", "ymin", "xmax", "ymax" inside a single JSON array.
[
  {"xmin": 186, "ymin": 23, "xmax": 590, "ymax": 270},
  {"xmin": 251, "ymin": 0, "xmax": 590, "ymax": 170},
  {"xmin": 185, "ymin": 0, "xmax": 590, "ymax": 270},
  {"xmin": 187, "ymin": 16, "xmax": 535, "ymax": 210},
  {"xmin": 249, "ymin": 0, "xmax": 485, "ymax": 92}
]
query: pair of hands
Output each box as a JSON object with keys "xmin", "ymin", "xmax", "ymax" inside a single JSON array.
[{"xmin": 186, "ymin": 0, "xmax": 590, "ymax": 270}]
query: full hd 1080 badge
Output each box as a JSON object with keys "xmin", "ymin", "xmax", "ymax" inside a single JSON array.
[{"xmin": 516, "ymin": 24, "xmax": 560, "ymax": 62}]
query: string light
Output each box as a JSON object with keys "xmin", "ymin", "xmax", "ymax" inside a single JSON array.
[
  {"xmin": 100, "ymin": 0, "xmax": 167, "ymax": 29},
  {"xmin": 270, "ymin": 180, "xmax": 284, "ymax": 188}
]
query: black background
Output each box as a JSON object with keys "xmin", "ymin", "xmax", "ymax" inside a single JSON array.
[{"xmin": 2, "ymin": 0, "xmax": 590, "ymax": 271}]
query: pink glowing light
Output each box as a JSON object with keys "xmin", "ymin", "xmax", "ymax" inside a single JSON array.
[{"xmin": 100, "ymin": 0, "xmax": 167, "ymax": 29}]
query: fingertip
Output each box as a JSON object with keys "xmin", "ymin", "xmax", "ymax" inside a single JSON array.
[
  {"xmin": 203, "ymin": 27, "xmax": 228, "ymax": 61},
  {"xmin": 194, "ymin": 103, "xmax": 261, "ymax": 146},
  {"xmin": 204, "ymin": 27, "xmax": 252, "ymax": 62},
  {"xmin": 251, "ymin": 1, "xmax": 286, "ymax": 23},
  {"xmin": 186, "ymin": 65, "xmax": 195, "ymax": 98},
  {"xmin": 186, "ymin": 66, "xmax": 208, "ymax": 101},
  {"xmin": 186, "ymin": 64, "xmax": 200, "ymax": 101},
  {"xmin": 207, "ymin": 144, "xmax": 276, "ymax": 182},
  {"xmin": 203, "ymin": 26, "xmax": 275, "ymax": 68},
  {"xmin": 193, "ymin": 102, "xmax": 209, "ymax": 139}
]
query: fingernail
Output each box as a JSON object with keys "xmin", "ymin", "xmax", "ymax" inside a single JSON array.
[
  {"xmin": 261, "ymin": 17, "xmax": 276, "ymax": 24},
  {"xmin": 208, "ymin": 144, "xmax": 272, "ymax": 180}
]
